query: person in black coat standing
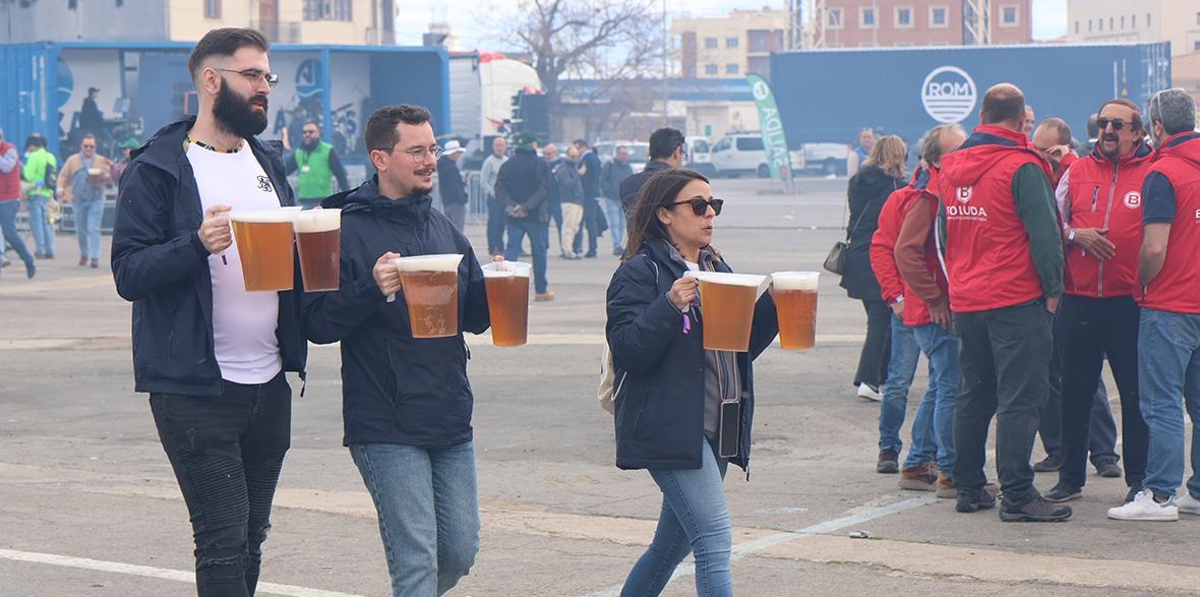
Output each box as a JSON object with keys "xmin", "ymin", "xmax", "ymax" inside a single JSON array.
[
  {"xmin": 573, "ymin": 138, "xmax": 604, "ymax": 257},
  {"xmin": 436, "ymin": 139, "xmax": 468, "ymax": 231},
  {"xmin": 497, "ymin": 131, "xmax": 554, "ymax": 300},
  {"xmin": 840, "ymin": 135, "xmax": 908, "ymax": 401},
  {"xmin": 607, "ymin": 168, "xmax": 777, "ymax": 596}
]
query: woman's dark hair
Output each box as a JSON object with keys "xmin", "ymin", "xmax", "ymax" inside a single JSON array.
[{"xmin": 623, "ymin": 168, "xmax": 709, "ymax": 260}]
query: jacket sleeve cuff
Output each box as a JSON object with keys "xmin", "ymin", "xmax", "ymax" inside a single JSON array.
[{"xmin": 189, "ymin": 232, "xmax": 212, "ymax": 260}]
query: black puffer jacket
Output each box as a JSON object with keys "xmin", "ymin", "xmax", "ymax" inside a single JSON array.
[
  {"xmin": 303, "ymin": 178, "xmax": 490, "ymax": 447},
  {"xmin": 606, "ymin": 239, "xmax": 778, "ymax": 473},
  {"xmin": 839, "ymin": 164, "xmax": 905, "ymax": 301}
]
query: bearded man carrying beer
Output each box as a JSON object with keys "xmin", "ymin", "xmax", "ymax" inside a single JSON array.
[
  {"xmin": 111, "ymin": 28, "xmax": 307, "ymax": 595},
  {"xmin": 302, "ymin": 104, "xmax": 490, "ymax": 596}
]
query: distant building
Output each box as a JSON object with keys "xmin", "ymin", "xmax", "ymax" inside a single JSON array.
[
  {"xmin": 1067, "ymin": 0, "xmax": 1198, "ymax": 56},
  {"xmin": 0, "ymin": 0, "xmax": 396, "ymax": 45},
  {"xmin": 671, "ymin": 7, "xmax": 788, "ymax": 79},
  {"xmin": 812, "ymin": 0, "xmax": 1033, "ymax": 48}
]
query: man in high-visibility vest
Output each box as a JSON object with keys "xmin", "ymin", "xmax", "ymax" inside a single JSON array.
[{"xmin": 285, "ymin": 119, "xmax": 349, "ymax": 209}]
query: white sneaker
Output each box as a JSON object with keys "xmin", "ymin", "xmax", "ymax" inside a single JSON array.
[
  {"xmin": 1107, "ymin": 490, "xmax": 1179, "ymax": 521},
  {"xmin": 857, "ymin": 383, "xmax": 883, "ymax": 402},
  {"xmin": 1177, "ymin": 492, "xmax": 1200, "ymax": 515}
]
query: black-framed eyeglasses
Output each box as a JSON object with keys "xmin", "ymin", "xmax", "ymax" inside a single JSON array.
[
  {"xmin": 215, "ymin": 67, "xmax": 280, "ymax": 89},
  {"xmin": 673, "ymin": 198, "xmax": 723, "ymax": 216},
  {"xmin": 374, "ymin": 144, "xmax": 444, "ymax": 163},
  {"xmin": 1097, "ymin": 118, "xmax": 1127, "ymax": 131}
]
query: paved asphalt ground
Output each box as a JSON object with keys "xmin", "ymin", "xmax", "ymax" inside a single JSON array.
[{"xmin": 1, "ymin": 177, "xmax": 1196, "ymax": 596}]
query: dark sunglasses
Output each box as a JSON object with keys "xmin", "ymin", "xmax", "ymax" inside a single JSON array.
[
  {"xmin": 1097, "ymin": 118, "xmax": 1127, "ymax": 131},
  {"xmin": 673, "ymin": 198, "xmax": 723, "ymax": 216}
]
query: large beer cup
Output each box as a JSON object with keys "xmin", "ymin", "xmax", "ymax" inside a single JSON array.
[
  {"xmin": 771, "ymin": 271, "xmax": 820, "ymax": 350},
  {"xmin": 390, "ymin": 254, "xmax": 464, "ymax": 339},
  {"xmin": 481, "ymin": 261, "xmax": 531, "ymax": 347},
  {"xmin": 230, "ymin": 206, "xmax": 301, "ymax": 292},
  {"xmin": 690, "ymin": 271, "xmax": 769, "ymax": 352},
  {"xmin": 295, "ymin": 209, "xmax": 342, "ymax": 292}
]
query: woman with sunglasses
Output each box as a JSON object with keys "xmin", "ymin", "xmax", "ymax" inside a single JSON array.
[{"xmin": 606, "ymin": 168, "xmax": 777, "ymax": 597}]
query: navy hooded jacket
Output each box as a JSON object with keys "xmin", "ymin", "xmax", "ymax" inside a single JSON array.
[
  {"xmin": 111, "ymin": 117, "xmax": 307, "ymax": 396},
  {"xmin": 303, "ymin": 178, "xmax": 490, "ymax": 447},
  {"xmin": 605, "ymin": 238, "xmax": 778, "ymax": 473}
]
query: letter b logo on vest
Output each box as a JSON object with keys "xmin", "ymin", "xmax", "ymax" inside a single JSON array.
[
  {"xmin": 956, "ymin": 186, "xmax": 974, "ymax": 204},
  {"xmin": 922, "ymin": 66, "xmax": 978, "ymax": 124},
  {"xmin": 1124, "ymin": 191, "xmax": 1142, "ymax": 209}
]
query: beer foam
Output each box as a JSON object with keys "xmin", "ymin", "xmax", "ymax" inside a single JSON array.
[
  {"xmin": 390, "ymin": 253, "xmax": 463, "ymax": 272},
  {"xmin": 482, "ymin": 261, "xmax": 532, "ymax": 278},
  {"xmin": 230, "ymin": 206, "xmax": 302, "ymax": 224},
  {"xmin": 689, "ymin": 271, "xmax": 768, "ymax": 288},
  {"xmin": 771, "ymin": 271, "xmax": 820, "ymax": 291},
  {"xmin": 295, "ymin": 209, "xmax": 341, "ymax": 233}
]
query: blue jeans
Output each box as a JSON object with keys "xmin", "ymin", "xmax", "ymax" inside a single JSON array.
[
  {"xmin": 504, "ymin": 218, "xmax": 549, "ymax": 293},
  {"xmin": 878, "ymin": 316, "xmax": 937, "ymax": 465},
  {"xmin": 350, "ymin": 441, "xmax": 480, "ymax": 597},
  {"xmin": 75, "ymin": 198, "xmax": 104, "ymax": 260},
  {"xmin": 910, "ymin": 322, "xmax": 959, "ymax": 474},
  {"xmin": 25, "ymin": 195, "xmax": 55, "ymax": 256},
  {"xmin": 0, "ymin": 200, "xmax": 34, "ymax": 266},
  {"xmin": 1138, "ymin": 309, "xmax": 1200, "ymax": 501},
  {"xmin": 622, "ymin": 439, "xmax": 732, "ymax": 597},
  {"xmin": 604, "ymin": 196, "xmax": 626, "ymax": 251}
]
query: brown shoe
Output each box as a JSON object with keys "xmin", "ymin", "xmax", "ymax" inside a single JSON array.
[
  {"xmin": 534, "ymin": 291, "xmax": 555, "ymax": 302},
  {"xmin": 935, "ymin": 474, "xmax": 956, "ymax": 499},
  {"xmin": 89, "ymin": 258, "xmax": 100, "ymax": 268},
  {"xmin": 898, "ymin": 464, "xmax": 937, "ymax": 491}
]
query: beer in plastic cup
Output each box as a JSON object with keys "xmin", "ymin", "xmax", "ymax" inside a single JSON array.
[
  {"xmin": 295, "ymin": 209, "xmax": 341, "ymax": 292},
  {"xmin": 481, "ymin": 261, "xmax": 531, "ymax": 346},
  {"xmin": 87, "ymin": 167, "xmax": 103, "ymax": 185},
  {"xmin": 390, "ymin": 254, "xmax": 463, "ymax": 339},
  {"xmin": 229, "ymin": 206, "xmax": 301, "ymax": 292},
  {"xmin": 771, "ymin": 271, "xmax": 819, "ymax": 350},
  {"xmin": 690, "ymin": 271, "xmax": 769, "ymax": 352}
]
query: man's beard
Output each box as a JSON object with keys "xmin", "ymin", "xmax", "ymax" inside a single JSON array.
[
  {"xmin": 302, "ymin": 137, "xmax": 320, "ymax": 151},
  {"xmin": 213, "ymin": 80, "xmax": 268, "ymax": 138},
  {"xmin": 1099, "ymin": 134, "xmax": 1121, "ymax": 159}
]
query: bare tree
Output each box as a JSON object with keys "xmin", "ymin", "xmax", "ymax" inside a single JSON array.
[{"xmin": 500, "ymin": 0, "xmax": 665, "ymax": 140}]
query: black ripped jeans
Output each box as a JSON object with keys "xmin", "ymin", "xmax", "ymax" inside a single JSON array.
[{"xmin": 150, "ymin": 373, "xmax": 291, "ymax": 597}]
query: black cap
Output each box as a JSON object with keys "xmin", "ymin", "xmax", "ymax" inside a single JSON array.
[{"xmin": 87, "ymin": 87, "xmax": 99, "ymax": 94}]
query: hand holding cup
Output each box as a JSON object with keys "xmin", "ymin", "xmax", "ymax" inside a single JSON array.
[{"xmin": 199, "ymin": 205, "xmax": 233, "ymax": 255}]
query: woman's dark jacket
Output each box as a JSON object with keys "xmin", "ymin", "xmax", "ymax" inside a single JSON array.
[
  {"xmin": 605, "ymin": 238, "xmax": 778, "ymax": 473},
  {"xmin": 839, "ymin": 164, "xmax": 905, "ymax": 301}
]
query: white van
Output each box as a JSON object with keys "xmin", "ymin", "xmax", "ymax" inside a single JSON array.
[{"xmin": 710, "ymin": 132, "xmax": 801, "ymax": 178}]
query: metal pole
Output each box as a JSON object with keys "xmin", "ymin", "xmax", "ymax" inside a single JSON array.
[{"xmin": 662, "ymin": 0, "xmax": 668, "ymax": 126}]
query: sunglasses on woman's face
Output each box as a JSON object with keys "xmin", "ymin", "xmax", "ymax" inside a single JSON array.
[{"xmin": 672, "ymin": 197, "xmax": 724, "ymax": 216}]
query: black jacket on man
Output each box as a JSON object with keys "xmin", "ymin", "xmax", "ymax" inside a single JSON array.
[
  {"xmin": 496, "ymin": 147, "xmax": 550, "ymax": 222},
  {"xmin": 579, "ymin": 149, "xmax": 602, "ymax": 199},
  {"xmin": 436, "ymin": 155, "xmax": 468, "ymax": 206},
  {"xmin": 619, "ymin": 159, "xmax": 672, "ymax": 215},
  {"xmin": 606, "ymin": 238, "xmax": 777, "ymax": 472},
  {"xmin": 303, "ymin": 178, "xmax": 490, "ymax": 447},
  {"xmin": 112, "ymin": 117, "xmax": 307, "ymax": 397},
  {"xmin": 602, "ymin": 159, "xmax": 634, "ymax": 201}
]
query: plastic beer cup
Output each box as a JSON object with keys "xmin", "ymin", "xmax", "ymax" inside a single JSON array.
[
  {"xmin": 771, "ymin": 271, "xmax": 819, "ymax": 350},
  {"xmin": 294, "ymin": 209, "xmax": 341, "ymax": 292},
  {"xmin": 390, "ymin": 254, "xmax": 464, "ymax": 339},
  {"xmin": 689, "ymin": 271, "xmax": 769, "ymax": 352},
  {"xmin": 229, "ymin": 206, "xmax": 300, "ymax": 292}
]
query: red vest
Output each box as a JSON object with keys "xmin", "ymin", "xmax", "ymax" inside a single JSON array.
[
  {"xmin": 870, "ymin": 168, "xmax": 940, "ymax": 326},
  {"xmin": 1052, "ymin": 152, "xmax": 1078, "ymax": 188},
  {"xmin": 1063, "ymin": 143, "xmax": 1153, "ymax": 298},
  {"xmin": 937, "ymin": 125, "xmax": 1052, "ymax": 313},
  {"xmin": 1142, "ymin": 132, "xmax": 1200, "ymax": 313},
  {"xmin": 0, "ymin": 140, "xmax": 20, "ymax": 201}
]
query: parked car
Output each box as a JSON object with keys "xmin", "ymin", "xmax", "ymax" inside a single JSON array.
[
  {"xmin": 594, "ymin": 140, "xmax": 649, "ymax": 172},
  {"xmin": 800, "ymin": 143, "xmax": 850, "ymax": 176},
  {"xmin": 709, "ymin": 131, "xmax": 802, "ymax": 178}
]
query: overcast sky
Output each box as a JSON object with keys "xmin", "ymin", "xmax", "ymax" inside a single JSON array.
[{"xmin": 396, "ymin": 0, "xmax": 1069, "ymax": 51}]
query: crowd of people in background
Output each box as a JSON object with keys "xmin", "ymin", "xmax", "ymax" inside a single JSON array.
[{"xmin": 841, "ymin": 82, "xmax": 1200, "ymax": 525}]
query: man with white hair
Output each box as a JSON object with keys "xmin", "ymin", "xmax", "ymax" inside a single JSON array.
[
  {"xmin": 1109, "ymin": 87, "xmax": 1200, "ymax": 521},
  {"xmin": 437, "ymin": 139, "xmax": 468, "ymax": 231}
]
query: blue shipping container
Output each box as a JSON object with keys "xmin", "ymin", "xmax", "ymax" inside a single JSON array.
[
  {"xmin": 0, "ymin": 41, "xmax": 449, "ymax": 162},
  {"xmin": 770, "ymin": 42, "xmax": 1171, "ymax": 147}
]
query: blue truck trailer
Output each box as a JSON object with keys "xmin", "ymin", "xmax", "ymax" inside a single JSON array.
[
  {"xmin": 769, "ymin": 42, "xmax": 1172, "ymax": 148},
  {"xmin": 0, "ymin": 41, "xmax": 449, "ymax": 162}
]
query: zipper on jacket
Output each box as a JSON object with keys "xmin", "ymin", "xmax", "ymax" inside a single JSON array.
[{"xmin": 1097, "ymin": 163, "xmax": 1120, "ymax": 298}]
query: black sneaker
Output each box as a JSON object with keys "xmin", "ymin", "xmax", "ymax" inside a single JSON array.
[
  {"xmin": 955, "ymin": 488, "xmax": 997, "ymax": 513},
  {"xmin": 1043, "ymin": 482, "xmax": 1082, "ymax": 503},
  {"xmin": 999, "ymin": 496, "xmax": 1072, "ymax": 522},
  {"xmin": 876, "ymin": 449, "xmax": 899, "ymax": 474},
  {"xmin": 1033, "ymin": 454, "xmax": 1061, "ymax": 472},
  {"xmin": 1095, "ymin": 460, "xmax": 1123, "ymax": 478}
]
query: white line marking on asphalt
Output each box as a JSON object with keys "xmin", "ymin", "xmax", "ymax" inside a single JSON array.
[
  {"xmin": 574, "ymin": 494, "xmax": 937, "ymax": 597},
  {"xmin": 0, "ymin": 549, "xmax": 367, "ymax": 597}
]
